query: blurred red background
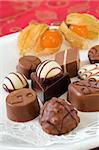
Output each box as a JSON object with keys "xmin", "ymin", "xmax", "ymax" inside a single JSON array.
[{"xmin": 0, "ymin": 0, "xmax": 99, "ymax": 37}]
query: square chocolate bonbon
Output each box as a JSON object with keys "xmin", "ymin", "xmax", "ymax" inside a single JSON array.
[
  {"xmin": 31, "ymin": 73, "xmax": 71, "ymax": 103},
  {"xmin": 68, "ymin": 80, "xmax": 99, "ymax": 112}
]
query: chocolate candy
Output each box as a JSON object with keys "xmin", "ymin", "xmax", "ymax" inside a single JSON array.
[
  {"xmin": 3, "ymin": 72, "xmax": 28, "ymax": 93},
  {"xmin": 88, "ymin": 45, "xmax": 99, "ymax": 64},
  {"xmin": 16, "ymin": 55, "xmax": 41, "ymax": 79},
  {"xmin": 36, "ymin": 60, "xmax": 63, "ymax": 83},
  {"xmin": 78, "ymin": 63, "xmax": 99, "ymax": 82},
  {"xmin": 68, "ymin": 80, "xmax": 99, "ymax": 112},
  {"xmin": 32, "ymin": 72, "xmax": 70, "ymax": 103},
  {"xmin": 31, "ymin": 60, "xmax": 71, "ymax": 102},
  {"xmin": 40, "ymin": 97, "xmax": 80, "ymax": 135},
  {"xmin": 6, "ymin": 88, "xmax": 40, "ymax": 122},
  {"xmin": 55, "ymin": 48, "xmax": 80, "ymax": 78}
]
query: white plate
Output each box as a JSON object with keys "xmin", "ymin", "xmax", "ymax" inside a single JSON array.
[{"xmin": 0, "ymin": 33, "xmax": 99, "ymax": 150}]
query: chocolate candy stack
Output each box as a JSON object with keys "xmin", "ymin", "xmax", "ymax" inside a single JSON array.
[
  {"xmin": 3, "ymin": 44, "xmax": 99, "ymax": 136},
  {"xmin": 68, "ymin": 45, "xmax": 99, "ymax": 112},
  {"xmin": 31, "ymin": 60, "xmax": 70, "ymax": 102},
  {"xmin": 3, "ymin": 56, "xmax": 41, "ymax": 122}
]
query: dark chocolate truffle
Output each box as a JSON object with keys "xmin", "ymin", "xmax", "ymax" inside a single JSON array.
[
  {"xmin": 6, "ymin": 88, "xmax": 40, "ymax": 122},
  {"xmin": 16, "ymin": 55, "xmax": 41, "ymax": 79},
  {"xmin": 40, "ymin": 97, "xmax": 80, "ymax": 135},
  {"xmin": 68, "ymin": 80, "xmax": 99, "ymax": 112},
  {"xmin": 88, "ymin": 45, "xmax": 99, "ymax": 64}
]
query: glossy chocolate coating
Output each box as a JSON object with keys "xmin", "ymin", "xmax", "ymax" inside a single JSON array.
[
  {"xmin": 40, "ymin": 97, "xmax": 80, "ymax": 135},
  {"xmin": 31, "ymin": 73, "xmax": 71, "ymax": 103},
  {"xmin": 6, "ymin": 88, "xmax": 40, "ymax": 122},
  {"xmin": 88, "ymin": 45, "xmax": 99, "ymax": 64},
  {"xmin": 16, "ymin": 56, "xmax": 41, "ymax": 79},
  {"xmin": 55, "ymin": 48, "xmax": 80, "ymax": 78},
  {"xmin": 68, "ymin": 80, "xmax": 99, "ymax": 112}
]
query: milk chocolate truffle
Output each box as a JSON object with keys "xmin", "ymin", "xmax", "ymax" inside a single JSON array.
[
  {"xmin": 55, "ymin": 48, "xmax": 80, "ymax": 78},
  {"xmin": 6, "ymin": 88, "xmax": 40, "ymax": 122},
  {"xmin": 68, "ymin": 80, "xmax": 99, "ymax": 112},
  {"xmin": 40, "ymin": 97, "xmax": 80, "ymax": 135},
  {"xmin": 31, "ymin": 60, "xmax": 71, "ymax": 102},
  {"xmin": 88, "ymin": 45, "xmax": 99, "ymax": 64},
  {"xmin": 3, "ymin": 72, "xmax": 28, "ymax": 93},
  {"xmin": 78, "ymin": 63, "xmax": 99, "ymax": 82},
  {"xmin": 16, "ymin": 55, "xmax": 41, "ymax": 79}
]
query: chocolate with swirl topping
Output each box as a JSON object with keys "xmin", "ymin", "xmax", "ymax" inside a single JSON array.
[{"xmin": 68, "ymin": 80, "xmax": 99, "ymax": 112}]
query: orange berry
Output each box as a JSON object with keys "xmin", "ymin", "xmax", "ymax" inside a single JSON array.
[
  {"xmin": 40, "ymin": 29, "xmax": 62, "ymax": 48},
  {"xmin": 69, "ymin": 25, "xmax": 88, "ymax": 38}
]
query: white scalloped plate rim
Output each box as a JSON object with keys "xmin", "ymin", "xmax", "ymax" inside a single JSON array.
[{"xmin": 0, "ymin": 31, "xmax": 99, "ymax": 150}]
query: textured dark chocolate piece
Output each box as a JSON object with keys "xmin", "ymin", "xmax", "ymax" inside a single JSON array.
[
  {"xmin": 6, "ymin": 88, "xmax": 40, "ymax": 122},
  {"xmin": 40, "ymin": 97, "xmax": 80, "ymax": 135},
  {"xmin": 31, "ymin": 73, "xmax": 71, "ymax": 103},
  {"xmin": 55, "ymin": 48, "xmax": 80, "ymax": 78},
  {"xmin": 16, "ymin": 55, "xmax": 41, "ymax": 79},
  {"xmin": 68, "ymin": 80, "xmax": 99, "ymax": 112},
  {"xmin": 88, "ymin": 45, "xmax": 99, "ymax": 64}
]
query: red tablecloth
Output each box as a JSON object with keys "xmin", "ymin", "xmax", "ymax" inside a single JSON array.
[
  {"xmin": 0, "ymin": 0, "xmax": 99, "ymax": 37},
  {"xmin": 0, "ymin": 1, "xmax": 99, "ymax": 150}
]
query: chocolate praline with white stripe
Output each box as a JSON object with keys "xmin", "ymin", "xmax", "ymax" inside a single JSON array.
[
  {"xmin": 55, "ymin": 48, "xmax": 80, "ymax": 78},
  {"xmin": 3, "ymin": 72, "xmax": 29, "ymax": 93},
  {"xmin": 31, "ymin": 60, "xmax": 71, "ymax": 102},
  {"xmin": 78, "ymin": 63, "xmax": 99, "ymax": 82},
  {"xmin": 36, "ymin": 60, "xmax": 63, "ymax": 84}
]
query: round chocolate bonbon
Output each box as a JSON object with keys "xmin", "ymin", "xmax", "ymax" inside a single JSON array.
[
  {"xmin": 3, "ymin": 72, "xmax": 28, "ymax": 93},
  {"xmin": 40, "ymin": 97, "xmax": 80, "ymax": 135},
  {"xmin": 36, "ymin": 60, "xmax": 63, "ymax": 83},
  {"xmin": 6, "ymin": 88, "xmax": 40, "ymax": 122},
  {"xmin": 88, "ymin": 45, "xmax": 99, "ymax": 64},
  {"xmin": 16, "ymin": 55, "xmax": 41, "ymax": 79}
]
